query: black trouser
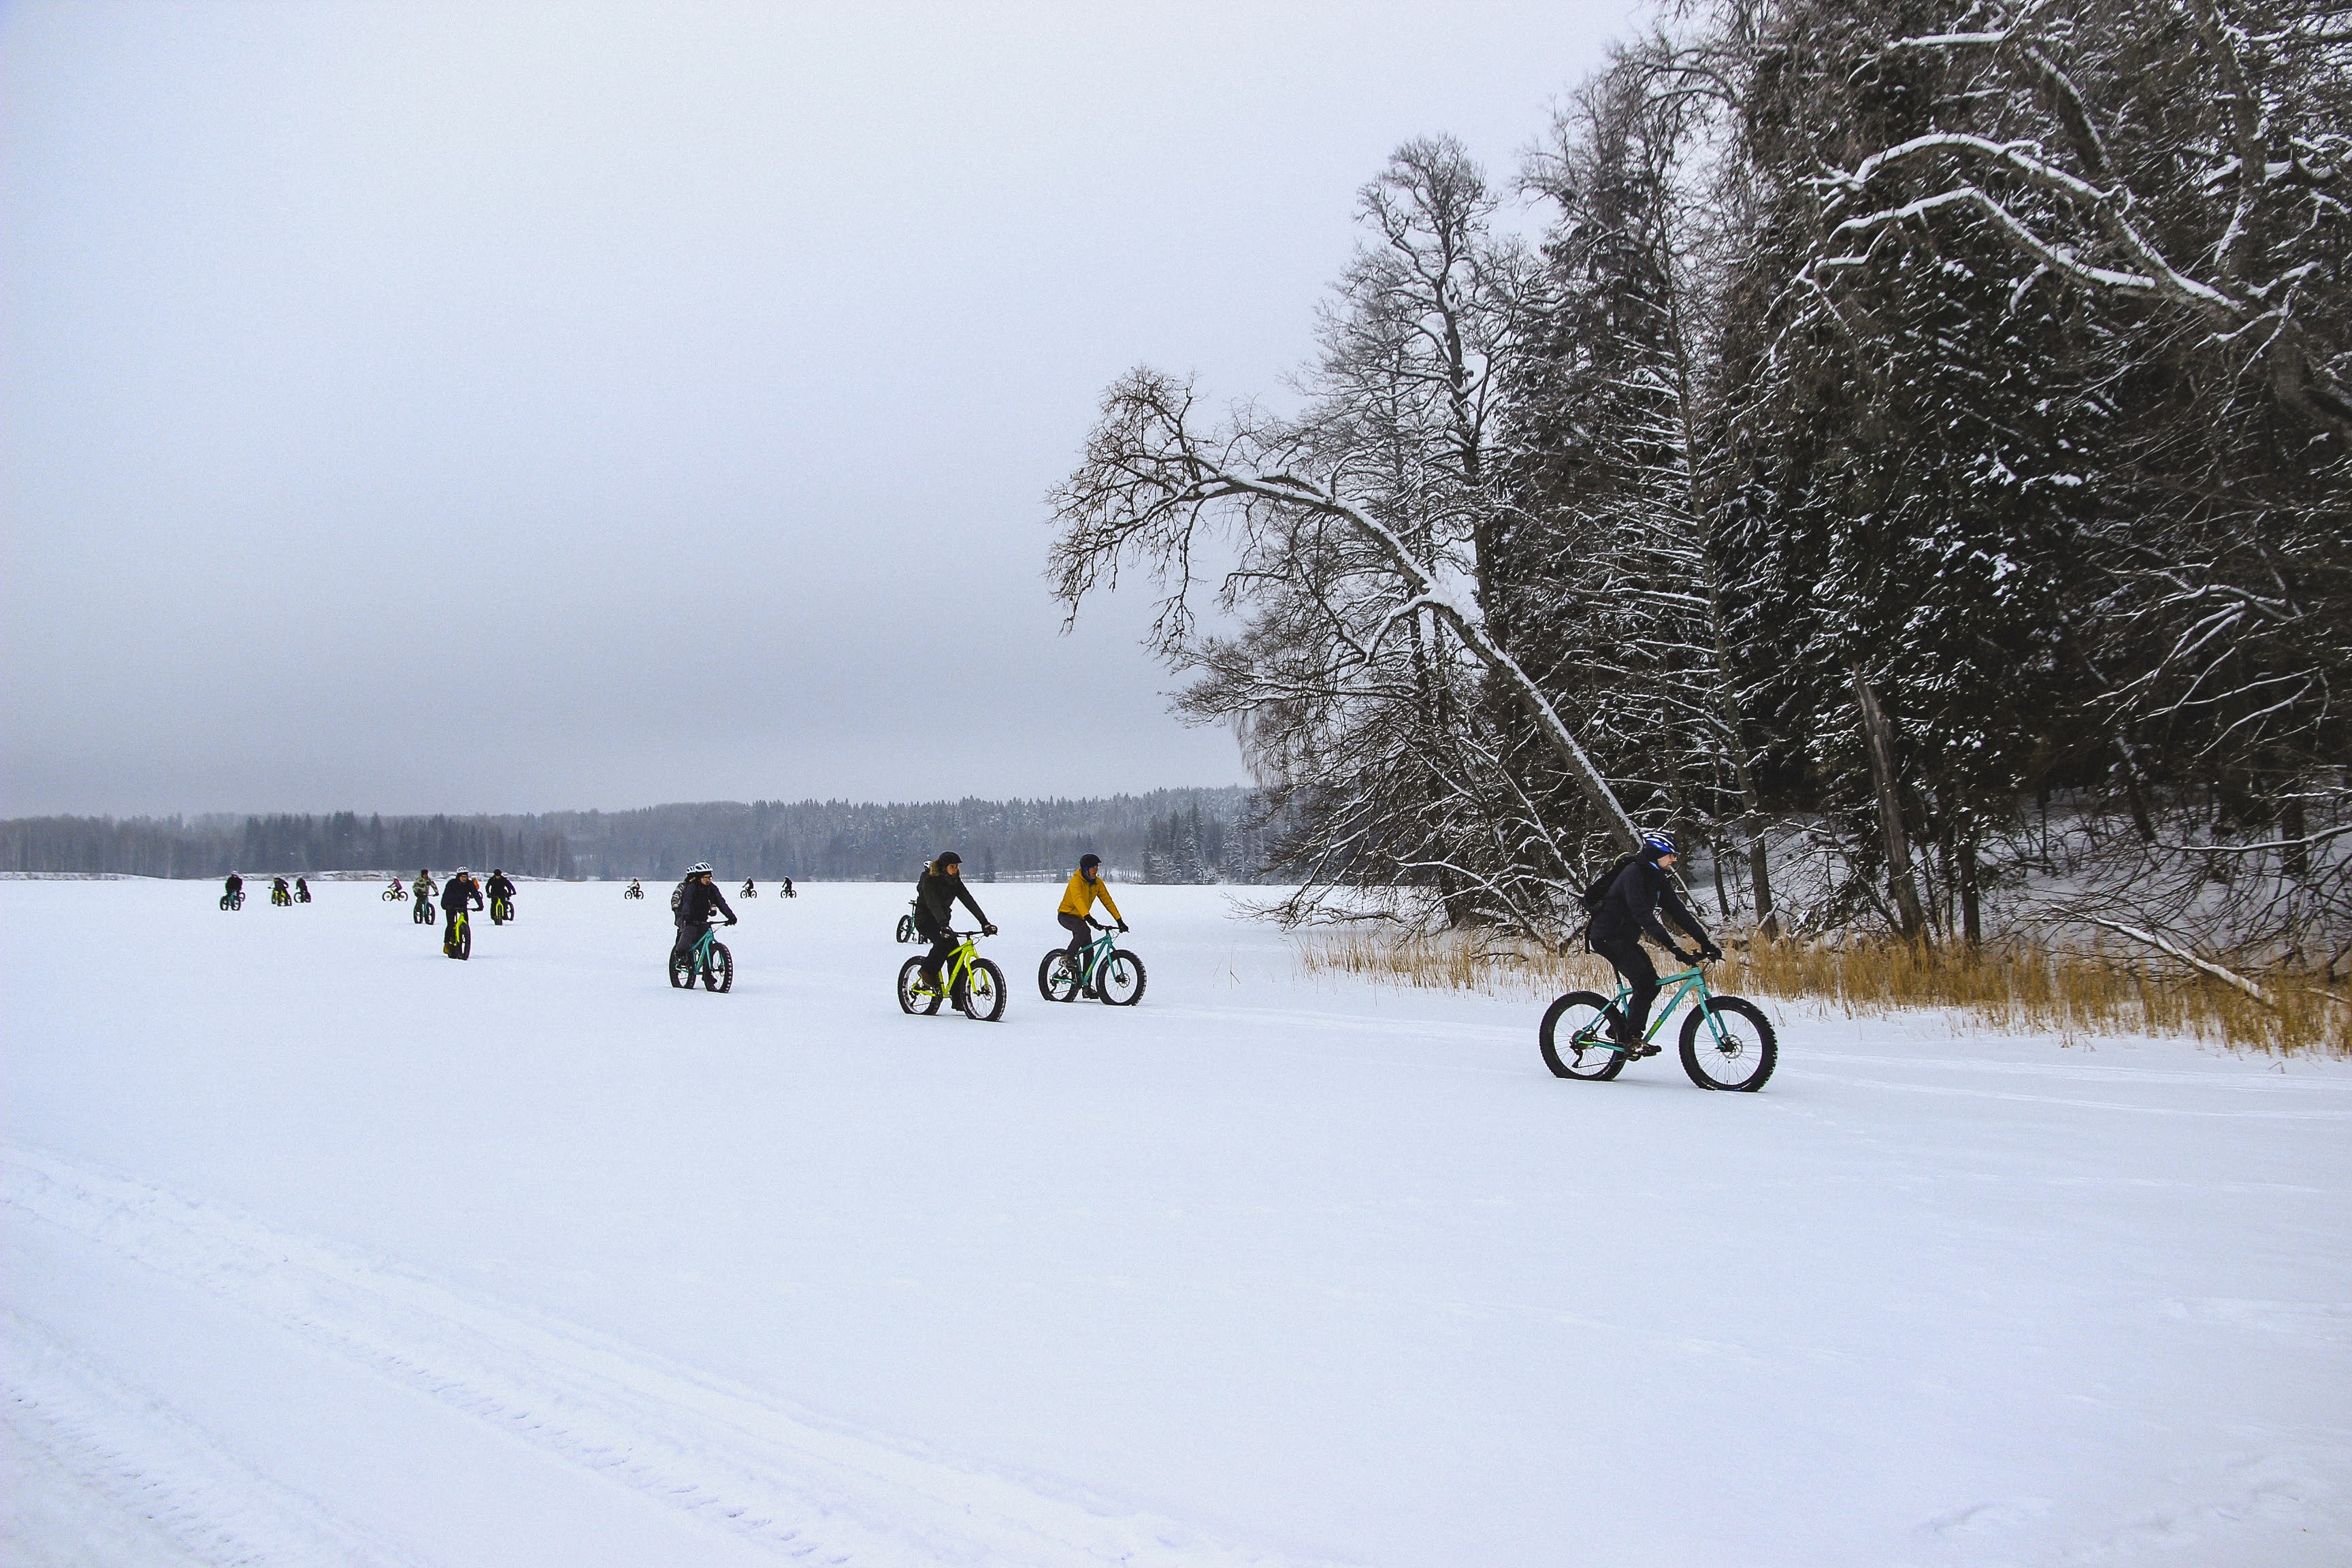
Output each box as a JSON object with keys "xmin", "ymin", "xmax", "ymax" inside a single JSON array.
[
  {"xmin": 1590, "ymin": 934, "xmax": 1659, "ymax": 1043},
  {"xmin": 1058, "ymin": 911, "xmax": 1095, "ymax": 958},
  {"xmin": 919, "ymin": 929, "xmax": 959, "ymax": 991},
  {"xmin": 672, "ymin": 922, "xmax": 706, "ymax": 966}
]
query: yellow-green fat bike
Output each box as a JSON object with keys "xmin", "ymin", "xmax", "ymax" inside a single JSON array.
[
  {"xmin": 1540, "ymin": 960, "xmax": 1778, "ymax": 1091},
  {"xmin": 896, "ymin": 930, "xmax": 1007, "ymax": 1022}
]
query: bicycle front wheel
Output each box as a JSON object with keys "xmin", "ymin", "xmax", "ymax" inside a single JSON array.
[
  {"xmin": 454, "ymin": 920, "xmax": 472, "ymax": 960},
  {"xmin": 1539, "ymin": 992, "xmax": 1628, "ymax": 1081},
  {"xmin": 1679, "ymin": 995, "xmax": 1778, "ymax": 1091},
  {"xmin": 1039, "ymin": 950, "xmax": 1081, "ymax": 1002},
  {"xmin": 702, "ymin": 941, "xmax": 732, "ymax": 992},
  {"xmin": 1095, "ymin": 951, "xmax": 1145, "ymax": 1006},
  {"xmin": 897, "ymin": 956, "xmax": 942, "ymax": 1015},
  {"xmin": 964, "ymin": 958, "xmax": 1007, "ymax": 1022}
]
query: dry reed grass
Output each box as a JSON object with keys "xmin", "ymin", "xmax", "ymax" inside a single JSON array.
[{"xmin": 1292, "ymin": 928, "xmax": 2351, "ymax": 1056}]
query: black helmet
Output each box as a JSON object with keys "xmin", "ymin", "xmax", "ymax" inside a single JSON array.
[
  {"xmin": 937, "ymin": 851, "xmax": 962, "ymax": 868},
  {"xmin": 1079, "ymin": 853, "xmax": 1100, "ymax": 871}
]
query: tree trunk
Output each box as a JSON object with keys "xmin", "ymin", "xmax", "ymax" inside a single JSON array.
[
  {"xmin": 1957, "ymin": 836, "xmax": 1982, "ymax": 947},
  {"xmin": 2281, "ymin": 795, "xmax": 2310, "ymax": 879},
  {"xmin": 1851, "ymin": 667, "xmax": 1927, "ymax": 941}
]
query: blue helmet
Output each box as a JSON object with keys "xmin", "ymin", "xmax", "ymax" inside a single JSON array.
[{"xmin": 1642, "ymin": 832, "xmax": 1677, "ymax": 860}]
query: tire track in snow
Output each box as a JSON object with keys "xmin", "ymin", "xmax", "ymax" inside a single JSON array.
[
  {"xmin": 3, "ymin": 1313, "xmax": 422, "ymax": 1568},
  {"xmin": 2, "ymin": 1143, "xmax": 1347, "ymax": 1568}
]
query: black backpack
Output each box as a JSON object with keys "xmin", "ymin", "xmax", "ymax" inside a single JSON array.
[{"xmin": 1578, "ymin": 853, "xmax": 1638, "ymax": 919}]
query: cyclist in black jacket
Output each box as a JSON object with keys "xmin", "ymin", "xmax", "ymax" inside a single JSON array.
[
  {"xmin": 912, "ymin": 852, "xmax": 996, "ymax": 1000},
  {"xmin": 440, "ymin": 867, "xmax": 484, "ymax": 921},
  {"xmin": 1588, "ymin": 833, "xmax": 1722, "ymax": 1054},
  {"xmin": 485, "ymin": 869, "xmax": 515, "ymax": 906},
  {"xmin": 670, "ymin": 863, "xmax": 738, "ymax": 970}
]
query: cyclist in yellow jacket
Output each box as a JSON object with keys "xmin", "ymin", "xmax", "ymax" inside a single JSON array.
[{"xmin": 1058, "ymin": 854, "xmax": 1126, "ymax": 995}]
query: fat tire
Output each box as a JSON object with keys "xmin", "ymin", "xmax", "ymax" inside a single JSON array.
[
  {"xmin": 704, "ymin": 941, "xmax": 732, "ymax": 993},
  {"xmin": 1678, "ymin": 995, "xmax": 1778, "ymax": 1092},
  {"xmin": 964, "ymin": 958, "xmax": 1007, "ymax": 1022},
  {"xmin": 1539, "ymin": 991, "xmax": 1629, "ymax": 1081},
  {"xmin": 670, "ymin": 949, "xmax": 693, "ymax": 988},
  {"xmin": 1096, "ymin": 951, "xmax": 1146, "ymax": 1006},
  {"xmin": 897, "ymin": 956, "xmax": 942, "ymax": 1015},
  {"xmin": 1039, "ymin": 950, "xmax": 1081, "ymax": 1002}
]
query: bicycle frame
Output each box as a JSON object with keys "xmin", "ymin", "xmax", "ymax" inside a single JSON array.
[
  {"xmin": 1604, "ymin": 966, "xmax": 1735, "ymax": 1051},
  {"xmin": 917, "ymin": 932, "xmax": 983, "ymax": 995},
  {"xmin": 691, "ymin": 924, "xmax": 721, "ymax": 974},
  {"xmin": 1067, "ymin": 925, "xmax": 1122, "ymax": 984}
]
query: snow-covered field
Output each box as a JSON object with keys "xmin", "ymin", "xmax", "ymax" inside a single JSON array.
[{"xmin": 3, "ymin": 879, "xmax": 2346, "ymax": 1568}]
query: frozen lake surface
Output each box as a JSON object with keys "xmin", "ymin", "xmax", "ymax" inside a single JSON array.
[{"xmin": 4, "ymin": 879, "xmax": 2347, "ymax": 1566}]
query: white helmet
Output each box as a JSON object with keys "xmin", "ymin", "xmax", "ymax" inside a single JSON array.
[
  {"xmin": 689, "ymin": 861, "xmax": 714, "ymax": 875},
  {"xmin": 456, "ymin": 866, "xmax": 470, "ymax": 875}
]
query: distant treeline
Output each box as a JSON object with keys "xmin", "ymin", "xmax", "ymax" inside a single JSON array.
[{"xmin": 0, "ymin": 789, "xmax": 1269, "ymax": 883}]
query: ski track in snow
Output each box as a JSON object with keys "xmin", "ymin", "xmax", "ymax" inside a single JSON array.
[
  {"xmin": 1, "ymin": 1143, "xmax": 1345, "ymax": 1568},
  {"xmin": 3, "ymin": 1313, "xmax": 421, "ymax": 1568}
]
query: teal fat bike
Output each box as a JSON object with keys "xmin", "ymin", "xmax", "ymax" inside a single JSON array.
[
  {"xmin": 897, "ymin": 930, "xmax": 1006, "ymax": 1022},
  {"xmin": 1039, "ymin": 924, "xmax": 1145, "ymax": 1005},
  {"xmin": 1540, "ymin": 959, "xmax": 1778, "ymax": 1091},
  {"xmin": 670, "ymin": 919, "xmax": 734, "ymax": 992}
]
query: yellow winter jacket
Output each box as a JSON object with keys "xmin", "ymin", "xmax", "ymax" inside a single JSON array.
[{"xmin": 1059, "ymin": 869, "xmax": 1123, "ymax": 924}]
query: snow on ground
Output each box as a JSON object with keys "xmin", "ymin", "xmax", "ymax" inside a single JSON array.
[{"xmin": 3, "ymin": 879, "xmax": 2347, "ymax": 1568}]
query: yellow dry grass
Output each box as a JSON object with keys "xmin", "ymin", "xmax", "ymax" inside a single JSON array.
[{"xmin": 1291, "ymin": 928, "xmax": 2351, "ymax": 1056}]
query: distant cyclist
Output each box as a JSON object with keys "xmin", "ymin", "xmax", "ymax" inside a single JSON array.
[
  {"xmin": 671, "ymin": 863, "xmax": 738, "ymax": 973},
  {"xmin": 781, "ymin": 876, "xmax": 796, "ymax": 898},
  {"xmin": 270, "ymin": 875, "xmax": 292, "ymax": 906},
  {"xmin": 222, "ymin": 870, "xmax": 244, "ymax": 909},
  {"xmin": 911, "ymin": 852, "xmax": 996, "ymax": 1007},
  {"xmin": 1058, "ymin": 853, "xmax": 1126, "ymax": 996},
  {"xmin": 294, "ymin": 876, "xmax": 312, "ymax": 903},
  {"xmin": 741, "ymin": 878, "xmax": 757, "ymax": 898},
  {"xmin": 412, "ymin": 868, "xmax": 437, "ymax": 902},
  {"xmin": 485, "ymin": 868, "xmax": 515, "ymax": 919},
  {"xmin": 625, "ymin": 878, "xmax": 644, "ymax": 899},
  {"xmin": 440, "ymin": 866, "xmax": 483, "ymax": 958},
  {"xmin": 1586, "ymin": 833, "xmax": 1721, "ymax": 1055}
]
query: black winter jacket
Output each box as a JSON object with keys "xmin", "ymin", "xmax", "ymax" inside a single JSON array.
[
  {"xmin": 1588, "ymin": 858, "xmax": 1708, "ymax": 949},
  {"xmin": 913, "ymin": 866, "xmax": 989, "ymax": 935},
  {"xmin": 485, "ymin": 874, "xmax": 514, "ymax": 900},
  {"xmin": 441, "ymin": 876, "xmax": 483, "ymax": 915},
  {"xmin": 675, "ymin": 877, "xmax": 737, "ymax": 928}
]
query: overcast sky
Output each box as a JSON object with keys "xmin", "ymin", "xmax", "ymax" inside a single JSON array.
[{"xmin": 2, "ymin": 1, "xmax": 1630, "ymax": 817}]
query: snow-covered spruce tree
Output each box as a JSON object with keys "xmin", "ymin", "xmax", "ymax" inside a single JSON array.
[
  {"xmin": 1049, "ymin": 140, "xmax": 1642, "ymax": 940},
  {"xmin": 1695, "ymin": 0, "xmax": 2108, "ymax": 943},
  {"xmin": 1773, "ymin": 0, "xmax": 2352, "ymax": 960},
  {"xmin": 1498, "ymin": 46, "xmax": 1782, "ymax": 931}
]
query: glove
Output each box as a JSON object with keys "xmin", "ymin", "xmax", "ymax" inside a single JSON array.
[
  {"xmin": 1700, "ymin": 940, "xmax": 1724, "ymax": 962},
  {"xmin": 726, "ymin": 917, "xmax": 739, "ymax": 926},
  {"xmin": 1116, "ymin": 922, "xmax": 1129, "ymax": 933},
  {"xmin": 983, "ymin": 923, "xmax": 998, "ymax": 936}
]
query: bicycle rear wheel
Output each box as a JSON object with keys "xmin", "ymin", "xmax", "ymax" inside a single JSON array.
[
  {"xmin": 1039, "ymin": 950, "xmax": 1081, "ymax": 1002},
  {"xmin": 1096, "ymin": 951, "xmax": 1145, "ymax": 1006},
  {"xmin": 963, "ymin": 958, "xmax": 1007, "ymax": 1022},
  {"xmin": 1539, "ymin": 991, "xmax": 1628, "ymax": 1081},
  {"xmin": 1679, "ymin": 995, "xmax": 1777, "ymax": 1091},
  {"xmin": 897, "ymin": 956, "xmax": 942, "ymax": 1015},
  {"xmin": 704, "ymin": 941, "xmax": 732, "ymax": 992},
  {"xmin": 670, "ymin": 948, "xmax": 694, "ymax": 988}
]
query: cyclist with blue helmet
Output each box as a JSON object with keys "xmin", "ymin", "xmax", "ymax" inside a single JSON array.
[{"xmin": 1587, "ymin": 832, "xmax": 1723, "ymax": 1055}]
